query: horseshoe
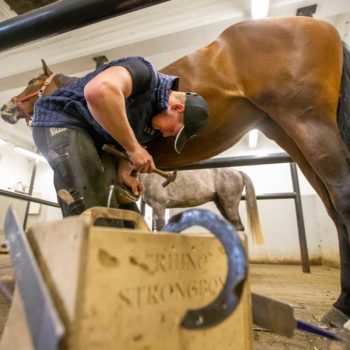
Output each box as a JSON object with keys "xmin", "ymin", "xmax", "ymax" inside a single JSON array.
[{"xmin": 163, "ymin": 208, "xmax": 248, "ymax": 329}]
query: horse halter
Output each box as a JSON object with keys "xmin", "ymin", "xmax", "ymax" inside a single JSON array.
[{"xmin": 11, "ymin": 73, "xmax": 56, "ymax": 125}]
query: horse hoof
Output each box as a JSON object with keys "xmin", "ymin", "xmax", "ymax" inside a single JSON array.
[{"xmin": 321, "ymin": 306, "xmax": 350, "ymax": 329}]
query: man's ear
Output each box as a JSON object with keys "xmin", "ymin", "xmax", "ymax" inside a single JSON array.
[{"xmin": 170, "ymin": 103, "xmax": 185, "ymax": 112}]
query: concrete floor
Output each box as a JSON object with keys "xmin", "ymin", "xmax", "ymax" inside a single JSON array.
[
  {"xmin": 0, "ymin": 251, "xmax": 344, "ymax": 349},
  {"xmin": 250, "ymin": 264, "xmax": 343, "ymax": 349}
]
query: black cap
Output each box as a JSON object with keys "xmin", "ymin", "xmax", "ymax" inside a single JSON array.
[{"xmin": 174, "ymin": 92, "xmax": 209, "ymax": 154}]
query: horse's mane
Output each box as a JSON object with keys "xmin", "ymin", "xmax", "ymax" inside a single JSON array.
[{"xmin": 54, "ymin": 73, "xmax": 79, "ymax": 88}]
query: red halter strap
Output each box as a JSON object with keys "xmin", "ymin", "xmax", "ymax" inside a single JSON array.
[{"xmin": 12, "ymin": 74, "xmax": 56, "ymax": 125}]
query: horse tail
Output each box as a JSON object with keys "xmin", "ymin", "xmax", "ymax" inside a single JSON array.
[
  {"xmin": 337, "ymin": 42, "xmax": 350, "ymax": 149},
  {"xmin": 241, "ymin": 172, "xmax": 264, "ymax": 245}
]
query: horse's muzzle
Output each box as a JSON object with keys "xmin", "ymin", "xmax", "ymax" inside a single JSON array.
[
  {"xmin": 0, "ymin": 107, "xmax": 19, "ymax": 124},
  {"xmin": 0, "ymin": 104, "xmax": 20, "ymax": 124}
]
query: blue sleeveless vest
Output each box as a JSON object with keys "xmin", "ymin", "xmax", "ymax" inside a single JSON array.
[{"xmin": 32, "ymin": 56, "xmax": 179, "ymax": 149}]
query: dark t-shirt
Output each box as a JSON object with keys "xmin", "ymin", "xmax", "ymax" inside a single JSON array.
[{"xmin": 122, "ymin": 58, "xmax": 153, "ymax": 95}]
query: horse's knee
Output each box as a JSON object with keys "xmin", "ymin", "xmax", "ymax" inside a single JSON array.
[
  {"xmin": 222, "ymin": 205, "xmax": 244, "ymax": 231},
  {"xmin": 153, "ymin": 214, "xmax": 165, "ymax": 231},
  {"xmin": 332, "ymin": 188, "xmax": 350, "ymax": 225},
  {"xmin": 230, "ymin": 219, "xmax": 245, "ymax": 232}
]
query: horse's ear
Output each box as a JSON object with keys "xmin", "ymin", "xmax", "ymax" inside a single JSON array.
[{"xmin": 41, "ymin": 59, "xmax": 53, "ymax": 76}]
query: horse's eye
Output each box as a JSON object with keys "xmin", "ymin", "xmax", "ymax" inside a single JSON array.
[{"xmin": 28, "ymin": 79, "xmax": 37, "ymax": 85}]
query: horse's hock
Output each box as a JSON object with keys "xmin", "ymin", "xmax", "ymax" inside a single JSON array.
[{"xmin": 1, "ymin": 207, "xmax": 252, "ymax": 350}]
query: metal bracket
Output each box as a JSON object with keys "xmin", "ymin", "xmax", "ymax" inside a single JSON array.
[
  {"xmin": 296, "ymin": 4, "xmax": 317, "ymax": 17},
  {"xmin": 93, "ymin": 55, "xmax": 108, "ymax": 68}
]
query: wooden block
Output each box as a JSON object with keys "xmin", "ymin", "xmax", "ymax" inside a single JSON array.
[
  {"xmin": 72, "ymin": 228, "xmax": 252, "ymax": 350},
  {"xmin": 27, "ymin": 215, "xmax": 87, "ymax": 324},
  {"xmin": 2, "ymin": 208, "xmax": 252, "ymax": 350},
  {"xmin": 0, "ymin": 288, "xmax": 34, "ymax": 350}
]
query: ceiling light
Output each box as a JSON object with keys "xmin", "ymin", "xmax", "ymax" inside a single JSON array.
[
  {"xmin": 249, "ymin": 129, "xmax": 259, "ymax": 148},
  {"xmin": 251, "ymin": 0, "xmax": 270, "ymax": 19},
  {"xmin": 14, "ymin": 147, "xmax": 46, "ymax": 162}
]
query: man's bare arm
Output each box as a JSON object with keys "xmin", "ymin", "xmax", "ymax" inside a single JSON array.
[{"xmin": 84, "ymin": 66, "xmax": 155, "ymax": 172}]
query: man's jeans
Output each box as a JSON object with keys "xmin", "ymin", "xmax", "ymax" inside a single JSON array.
[{"xmin": 32, "ymin": 127, "xmax": 139, "ymax": 225}]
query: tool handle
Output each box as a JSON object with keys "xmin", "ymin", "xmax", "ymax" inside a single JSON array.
[
  {"xmin": 153, "ymin": 168, "xmax": 168, "ymax": 178},
  {"xmin": 103, "ymin": 144, "xmax": 168, "ymax": 179},
  {"xmin": 102, "ymin": 144, "xmax": 129, "ymax": 160}
]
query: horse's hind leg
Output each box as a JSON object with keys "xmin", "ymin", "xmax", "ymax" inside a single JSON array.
[
  {"xmin": 275, "ymin": 110, "xmax": 350, "ymax": 235},
  {"xmin": 214, "ymin": 195, "xmax": 245, "ymax": 231},
  {"xmin": 151, "ymin": 203, "xmax": 166, "ymax": 231},
  {"xmin": 258, "ymin": 117, "xmax": 350, "ymax": 322},
  {"xmin": 213, "ymin": 171, "xmax": 245, "ymax": 231}
]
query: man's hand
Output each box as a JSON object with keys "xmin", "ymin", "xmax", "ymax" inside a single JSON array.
[
  {"xmin": 126, "ymin": 145, "xmax": 155, "ymax": 173},
  {"xmin": 117, "ymin": 159, "xmax": 144, "ymax": 197},
  {"xmin": 122, "ymin": 173, "xmax": 144, "ymax": 197}
]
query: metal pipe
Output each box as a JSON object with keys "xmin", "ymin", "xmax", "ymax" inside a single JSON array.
[
  {"xmin": 140, "ymin": 198, "xmax": 146, "ymax": 216},
  {"xmin": 290, "ymin": 163, "xmax": 310, "ymax": 273},
  {"xmin": 0, "ymin": 0, "xmax": 169, "ymax": 52},
  {"xmin": 23, "ymin": 158, "xmax": 38, "ymax": 230},
  {"xmin": 171, "ymin": 152, "xmax": 293, "ymax": 171},
  {"xmin": 0, "ymin": 189, "xmax": 59, "ymax": 208},
  {"xmin": 241, "ymin": 192, "xmax": 297, "ymax": 201}
]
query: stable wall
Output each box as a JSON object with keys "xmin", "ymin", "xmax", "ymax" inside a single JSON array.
[{"xmin": 0, "ymin": 142, "xmax": 61, "ymax": 230}]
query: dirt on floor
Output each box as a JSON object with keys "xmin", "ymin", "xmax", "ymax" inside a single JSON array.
[
  {"xmin": 0, "ymin": 252, "xmax": 346, "ymax": 349},
  {"xmin": 250, "ymin": 264, "xmax": 345, "ymax": 350}
]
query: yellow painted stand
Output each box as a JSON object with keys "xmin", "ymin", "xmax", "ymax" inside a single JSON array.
[{"xmin": 1, "ymin": 207, "xmax": 252, "ymax": 350}]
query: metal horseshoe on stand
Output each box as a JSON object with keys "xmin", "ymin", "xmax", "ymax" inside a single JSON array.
[{"xmin": 162, "ymin": 208, "xmax": 248, "ymax": 329}]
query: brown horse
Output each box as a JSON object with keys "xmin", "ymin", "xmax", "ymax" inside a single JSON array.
[
  {"xmin": 0, "ymin": 61, "xmax": 78, "ymax": 125},
  {"xmin": 1, "ymin": 16, "xmax": 350, "ymax": 327},
  {"xmin": 140, "ymin": 168, "xmax": 264, "ymax": 245}
]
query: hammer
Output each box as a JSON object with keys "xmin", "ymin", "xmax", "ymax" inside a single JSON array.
[{"xmin": 102, "ymin": 144, "xmax": 177, "ymax": 187}]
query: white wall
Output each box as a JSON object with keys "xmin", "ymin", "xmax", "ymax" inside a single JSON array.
[
  {"xmin": 26, "ymin": 161, "xmax": 62, "ymax": 226},
  {"xmin": 0, "ymin": 142, "xmax": 32, "ymax": 229},
  {"xmin": 0, "ymin": 142, "xmax": 62, "ymax": 231},
  {"xmin": 327, "ymin": 13, "xmax": 350, "ymax": 45},
  {"xmin": 0, "ymin": 143, "xmax": 32, "ymax": 189}
]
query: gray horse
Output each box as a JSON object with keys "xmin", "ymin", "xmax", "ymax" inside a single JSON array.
[{"xmin": 141, "ymin": 168, "xmax": 264, "ymax": 244}]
